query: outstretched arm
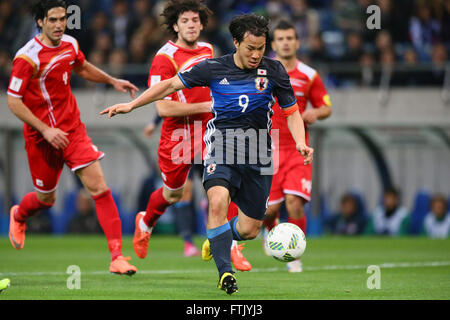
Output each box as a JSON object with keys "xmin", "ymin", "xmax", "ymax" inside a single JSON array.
[
  {"xmin": 100, "ymin": 75, "xmax": 186, "ymax": 118},
  {"xmin": 143, "ymin": 100, "xmax": 211, "ymax": 137},
  {"xmin": 155, "ymin": 100, "xmax": 211, "ymax": 117},
  {"xmin": 74, "ymin": 60, "xmax": 139, "ymax": 98},
  {"xmin": 285, "ymin": 108, "xmax": 314, "ymax": 165}
]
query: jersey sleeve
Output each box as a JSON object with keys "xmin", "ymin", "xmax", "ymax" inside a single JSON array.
[
  {"xmin": 148, "ymin": 54, "xmax": 178, "ymax": 100},
  {"xmin": 70, "ymin": 37, "xmax": 85, "ymax": 67},
  {"xmin": 308, "ymin": 74, "xmax": 331, "ymax": 108},
  {"xmin": 74, "ymin": 48, "xmax": 86, "ymax": 67},
  {"xmin": 272, "ymin": 61, "xmax": 298, "ymax": 116},
  {"xmin": 177, "ymin": 59, "xmax": 210, "ymax": 89},
  {"xmin": 7, "ymin": 57, "xmax": 34, "ymax": 98}
]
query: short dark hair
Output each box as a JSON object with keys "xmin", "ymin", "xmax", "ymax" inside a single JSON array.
[
  {"xmin": 31, "ymin": 0, "xmax": 67, "ymax": 30},
  {"xmin": 229, "ymin": 13, "xmax": 270, "ymax": 44},
  {"xmin": 271, "ymin": 20, "xmax": 298, "ymax": 40},
  {"xmin": 161, "ymin": 0, "xmax": 212, "ymax": 38}
]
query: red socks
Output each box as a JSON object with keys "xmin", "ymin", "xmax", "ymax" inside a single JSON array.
[
  {"xmin": 15, "ymin": 192, "xmax": 53, "ymax": 222},
  {"xmin": 227, "ymin": 202, "xmax": 239, "ymax": 220},
  {"xmin": 263, "ymin": 211, "xmax": 279, "ymax": 231},
  {"xmin": 16, "ymin": 190, "xmax": 125, "ymax": 261},
  {"xmin": 143, "ymin": 187, "xmax": 170, "ymax": 228},
  {"xmin": 288, "ymin": 216, "xmax": 307, "ymax": 234},
  {"xmin": 263, "ymin": 217, "xmax": 278, "ymax": 231},
  {"xmin": 92, "ymin": 189, "xmax": 123, "ymax": 261}
]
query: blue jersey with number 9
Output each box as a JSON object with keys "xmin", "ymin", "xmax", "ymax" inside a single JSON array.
[{"xmin": 177, "ymin": 53, "xmax": 297, "ymax": 166}]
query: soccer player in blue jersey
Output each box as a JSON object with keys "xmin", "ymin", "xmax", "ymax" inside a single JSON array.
[{"xmin": 101, "ymin": 13, "xmax": 313, "ymax": 295}]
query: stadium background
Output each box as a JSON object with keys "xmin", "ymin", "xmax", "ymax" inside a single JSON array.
[{"xmin": 0, "ymin": 0, "xmax": 449, "ymax": 238}]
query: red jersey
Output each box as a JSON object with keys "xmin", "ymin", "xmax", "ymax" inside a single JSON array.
[
  {"xmin": 148, "ymin": 40, "xmax": 213, "ymax": 132},
  {"xmin": 7, "ymin": 34, "xmax": 86, "ymax": 142},
  {"xmin": 271, "ymin": 60, "xmax": 331, "ymax": 149}
]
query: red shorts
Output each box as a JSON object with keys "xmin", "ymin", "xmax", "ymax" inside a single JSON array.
[
  {"xmin": 268, "ymin": 146, "xmax": 312, "ymax": 205},
  {"xmin": 25, "ymin": 123, "xmax": 104, "ymax": 193},
  {"xmin": 158, "ymin": 122, "xmax": 206, "ymax": 190}
]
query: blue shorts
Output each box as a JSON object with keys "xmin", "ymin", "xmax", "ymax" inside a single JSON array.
[{"xmin": 203, "ymin": 163, "xmax": 273, "ymax": 220}]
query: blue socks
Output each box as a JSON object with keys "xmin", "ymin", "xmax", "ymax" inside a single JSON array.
[
  {"xmin": 228, "ymin": 216, "xmax": 243, "ymax": 241},
  {"xmin": 207, "ymin": 222, "xmax": 233, "ymax": 276}
]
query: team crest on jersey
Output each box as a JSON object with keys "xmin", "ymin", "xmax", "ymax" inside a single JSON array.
[
  {"xmin": 206, "ymin": 163, "xmax": 216, "ymax": 175},
  {"xmin": 255, "ymin": 77, "xmax": 268, "ymax": 92}
]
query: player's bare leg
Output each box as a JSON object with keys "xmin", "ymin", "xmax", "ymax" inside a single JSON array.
[
  {"xmin": 207, "ymin": 186, "xmax": 230, "ymax": 229},
  {"xmin": 284, "ymin": 194, "xmax": 307, "ymax": 273},
  {"xmin": 36, "ymin": 190, "xmax": 57, "ymax": 205},
  {"xmin": 285, "ymin": 194, "xmax": 307, "ymax": 233},
  {"xmin": 233, "ymin": 208, "xmax": 263, "ymax": 240},
  {"xmin": 163, "ymin": 185, "xmax": 186, "ymax": 204},
  {"xmin": 76, "ymin": 160, "xmax": 137, "ymax": 275},
  {"xmin": 264, "ymin": 202, "xmax": 282, "ymax": 231},
  {"xmin": 9, "ymin": 190, "xmax": 55, "ymax": 250},
  {"xmin": 262, "ymin": 202, "xmax": 282, "ymax": 255}
]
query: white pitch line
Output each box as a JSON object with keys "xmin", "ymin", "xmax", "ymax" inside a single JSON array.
[{"xmin": 1, "ymin": 261, "xmax": 449, "ymax": 277}]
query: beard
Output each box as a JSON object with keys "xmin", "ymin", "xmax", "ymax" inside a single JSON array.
[{"xmin": 179, "ymin": 31, "xmax": 200, "ymax": 46}]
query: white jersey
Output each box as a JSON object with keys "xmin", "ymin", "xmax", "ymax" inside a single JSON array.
[
  {"xmin": 423, "ymin": 213, "xmax": 450, "ymax": 238},
  {"xmin": 372, "ymin": 206, "xmax": 409, "ymax": 235}
]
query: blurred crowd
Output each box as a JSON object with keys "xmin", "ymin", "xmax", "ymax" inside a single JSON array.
[
  {"xmin": 323, "ymin": 187, "xmax": 450, "ymax": 238},
  {"xmin": 23, "ymin": 179, "xmax": 450, "ymax": 239},
  {"xmin": 0, "ymin": 0, "xmax": 449, "ymax": 89}
]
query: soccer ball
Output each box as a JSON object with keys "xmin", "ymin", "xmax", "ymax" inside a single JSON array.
[{"xmin": 265, "ymin": 223, "xmax": 306, "ymax": 262}]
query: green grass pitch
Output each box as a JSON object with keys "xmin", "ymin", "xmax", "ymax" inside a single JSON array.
[{"xmin": 0, "ymin": 235, "xmax": 449, "ymax": 300}]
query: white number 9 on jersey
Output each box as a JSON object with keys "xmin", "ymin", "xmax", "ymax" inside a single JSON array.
[{"xmin": 238, "ymin": 94, "xmax": 249, "ymax": 112}]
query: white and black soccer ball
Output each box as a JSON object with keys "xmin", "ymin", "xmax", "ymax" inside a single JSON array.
[{"xmin": 265, "ymin": 223, "xmax": 306, "ymax": 262}]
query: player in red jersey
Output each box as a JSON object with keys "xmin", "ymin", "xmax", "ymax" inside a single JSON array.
[
  {"xmin": 133, "ymin": 0, "xmax": 252, "ymax": 271},
  {"xmin": 7, "ymin": 0, "xmax": 138, "ymax": 275},
  {"xmin": 265, "ymin": 20, "xmax": 332, "ymax": 272},
  {"xmin": 132, "ymin": 0, "xmax": 213, "ymax": 260}
]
